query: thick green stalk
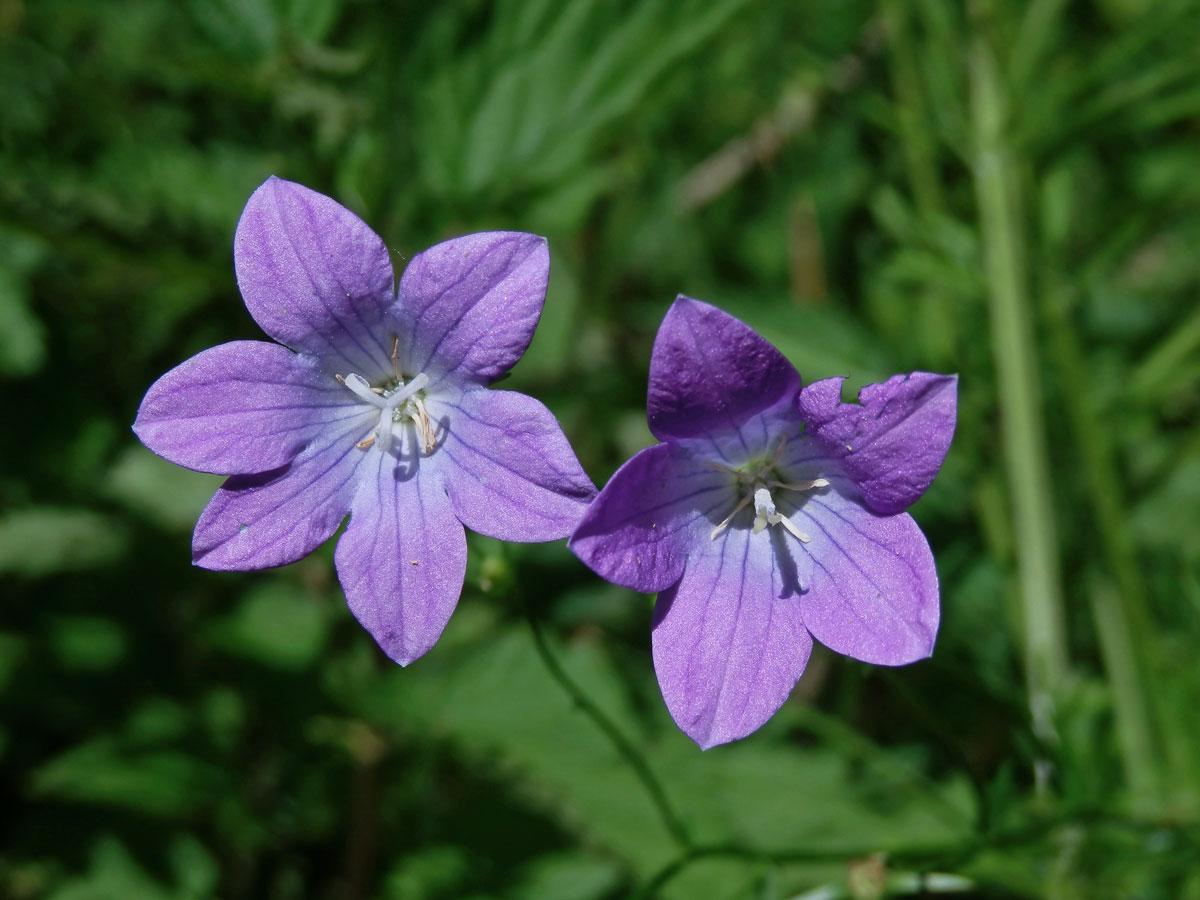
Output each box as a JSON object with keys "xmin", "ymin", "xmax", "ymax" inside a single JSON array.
[
  {"xmin": 1042, "ymin": 276, "xmax": 1162, "ymax": 809},
  {"xmin": 1087, "ymin": 579, "xmax": 1160, "ymax": 810},
  {"xmin": 968, "ymin": 16, "xmax": 1069, "ymax": 728}
]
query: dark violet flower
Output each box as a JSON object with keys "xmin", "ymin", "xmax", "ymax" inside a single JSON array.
[
  {"xmin": 570, "ymin": 297, "xmax": 956, "ymax": 748},
  {"xmin": 135, "ymin": 177, "xmax": 595, "ymax": 665}
]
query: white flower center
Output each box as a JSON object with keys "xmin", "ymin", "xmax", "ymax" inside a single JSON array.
[
  {"xmin": 338, "ymin": 370, "xmax": 437, "ymax": 454},
  {"xmin": 708, "ymin": 438, "xmax": 828, "ymax": 543}
]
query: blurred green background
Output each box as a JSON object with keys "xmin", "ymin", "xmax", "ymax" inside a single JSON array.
[{"xmin": 3, "ymin": 0, "xmax": 1200, "ymax": 897}]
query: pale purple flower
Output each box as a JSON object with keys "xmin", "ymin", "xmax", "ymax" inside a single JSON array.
[
  {"xmin": 570, "ymin": 297, "xmax": 956, "ymax": 748},
  {"xmin": 135, "ymin": 177, "xmax": 595, "ymax": 665}
]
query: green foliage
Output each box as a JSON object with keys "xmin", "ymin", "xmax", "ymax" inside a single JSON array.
[{"xmin": 3, "ymin": 0, "xmax": 1200, "ymax": 898}]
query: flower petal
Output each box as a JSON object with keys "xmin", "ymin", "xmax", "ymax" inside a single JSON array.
[
  {"xmin": 796, "ymin": 373, "xmax": 957, "ymax": 515},
  {"xmin": 652, "ymin": 528, "xmax": 813, "ymax": 749},
  {"xmin": 791, "ymin": 486, "xmax": 939, "ymax": 665},
  {"xmin": 437, "ymin": 388, "xmax": 595, "ymax": 542},
  {"xmin": 570, "ymin": 442, "xmax": 730, "ymax": 594},
  {"xmin": 396, "ymin": 232, "xmax": 549, "ymax": 384},
  {"xmin": 134, "ymin": 340, "xmax": 355, "ymax": 475},
  {"xmin": 234, "ymin": 176, "xmax": 395, "ymax": 375},
  {"xmin": 191, "ymin": 418, "xmax": 367, "ymax": 570},
  {"xmin": 335, "ymin": 451, "xmax": 467, "ymax": 666},
  {"xmin": 647, "ymin": 297, "xmax": 801, "ymax": 442}
]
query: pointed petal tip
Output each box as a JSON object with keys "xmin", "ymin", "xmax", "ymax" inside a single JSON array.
[
  {"xmin": 649, "ymin": 297, "xmax": 801, "ymax": 441},
  {"xmin": 378, "ymin": 641, "xmax": 421, "ymax": 667},
  {"xmin": 366, "ymin": 624, "xmax": 441, "ymax": 668},
  {"xmin": 244, "ymin": 174, "xmax": 291, "ymax": 208},
  {"xmin": 398, "ymin": 232, "xmax": 551, "ymax": 381},
  {"xmin": 669, "ymin": 293, "xmax": 705, "ymax": 309},
  {"xmin": 439, "ymin": 389, "xmax": 596, "ymax": 543},
  {"xmin": 691, "ymin": 730, "xmax": 732, "ymax": 751},
  {"xmin": 358, "ymin": 624, "xmax": 439, "ymax": 669},
  {"xmin": 681, "ymin": 717, "xmax": 755, "ymax": 750},
  {"xmin": 662, "ymin": 294, "xmax": 720, "ymax": 326},
  {"xmin": 190, "ymin": 546, "xmax": 234, "ymax": 572}
]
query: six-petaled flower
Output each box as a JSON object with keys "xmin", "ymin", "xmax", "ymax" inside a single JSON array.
[
  {"xmin": 134, "ymin": 177, "xmax": 596, "ymax": 665},
  {"xmin": 570, "ymin": 297, "xmax": 956, "ymax": 748}
]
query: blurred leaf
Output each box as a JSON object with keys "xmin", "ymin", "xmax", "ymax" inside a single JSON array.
[
  {"xmin": 185, "ymin": 0, "xmax": 279, "ymax": 60},
  {"xmin": 509, "ymin": 851, "xmax": 624, "ymax": 900},
  {"xmin": 104, "ymin": 445, "xmax": 223, "ymax": 532},
  {"xmin": 0, "ymin": 225, "xmax": 50, "ymax": 377},
  {"xmin": 32, "ymin": 739, "xmax": 219, "ymax": 818},
  {"xmin": 0, "ymin": 509, "xmax": 129, "ymax": 577},
  {"xmin": 48, "ymin": 616, "xmax": 127, "ymax": 671},
  {"xmin": 0, "ymin": 267, "xmax": 46, "ymax": 376},
  {"xmin": 126, "ymin": 698, "xmax": 192, "ymax": 744},
  {"xmin": 204, "ymin": 582, "xmax": 330, "ymax": 670},
  {"xmin": 381, "ymin": 845, "xmax": 471, "ymax": 900},
  {"xmin": 0, "ymin": 632, "xmax": 28, "ymax": 691},
  {"xmin": 45, "ymin": 836, "xmax": 173, "ymax": 900},
  {"xmin": 414, "ymin": 0, "xmax": 750, "ymax": 202},
  {"xmin": 277, "ymin": 0, "xmax": 342, "ymax": 43},
  {"xmin": 1130, "ymin": 455, "xmax": 1200, "ymax": 561},
  {"xmin": 44, "ymin": 834, "xmax": 216, "ymax": 900}
]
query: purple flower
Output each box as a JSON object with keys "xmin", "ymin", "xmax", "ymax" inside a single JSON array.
[
  {"xmin": 570, "ymin": 297, "xmax": 956, "ymax": 748},
  {"xmin": 135, "ymin": 177, "xmax": 595, "ymax": 665}
]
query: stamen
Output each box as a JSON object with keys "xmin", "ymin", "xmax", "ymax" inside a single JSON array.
[
  {"xmin": 777, "ymin": 516, "xmax": 811, "ymax": 543},
  {"xmin": 710, "ymin": 493, "xmax": 754, "ymax": 540},
  {"xmin": 391, "ymin": 336, "xmax": 401, "ymax": 381},
  {"xmin": 411, "ymin": 396, "xmax": 436, "ymax": 453},
  {"xmin": 356, "ymin": 436, "xmax": 375, "ymax": 450},
  {"xmin": 769, "ymin": 434, "xmax": 788, "ymax": 465},
  {"xmin": 703, "ymin": 459, "xmax": 739, "ymax": 474},
  {"xmin": 770, "ymin": 478, "xmax": 829, "ymax": 492}
]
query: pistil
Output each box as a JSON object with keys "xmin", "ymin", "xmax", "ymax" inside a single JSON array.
[
  {"xmin": 338, "ymin": 371, "xmax": 431, "ymax": 453},
  {"xmin": 708, "ymin": 446, "xmax": 829, "ymax": 542},
  {"xmin": 751, "ymin": 484, "xmax": 812, "ymax": 543}
]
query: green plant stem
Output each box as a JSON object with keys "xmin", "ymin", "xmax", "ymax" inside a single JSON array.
[
  {"xmin": 969, "ymin": 8, "xmax": 1069, "ymax": 736},
  {"xmin": 1088, "ymin": 579, "xmax": 1161, "ymax": 809},
  {"xmin": 1041, "ymin": 276, "xmax": 1163, "ymax": 810},
  {"xmin": 632, "ymin": 809, "xmax": 1200, "ymax": 899},
  {"xmin": 526, "ymin": 612, "xmax": 693, "ymax": 850}
]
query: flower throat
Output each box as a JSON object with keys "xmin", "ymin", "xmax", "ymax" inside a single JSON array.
[
  {"xmin": 708, "ymin": 437, "xmax": 828, "ymax": 543},
  {"xmin": 336, "ymin": 336, "xmax": 437, "ymax": 454}
]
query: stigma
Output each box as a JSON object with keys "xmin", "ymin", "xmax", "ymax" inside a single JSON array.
[{"xmin": 751, "ymin": 485, "xmax": 811, "ymax": 542}]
